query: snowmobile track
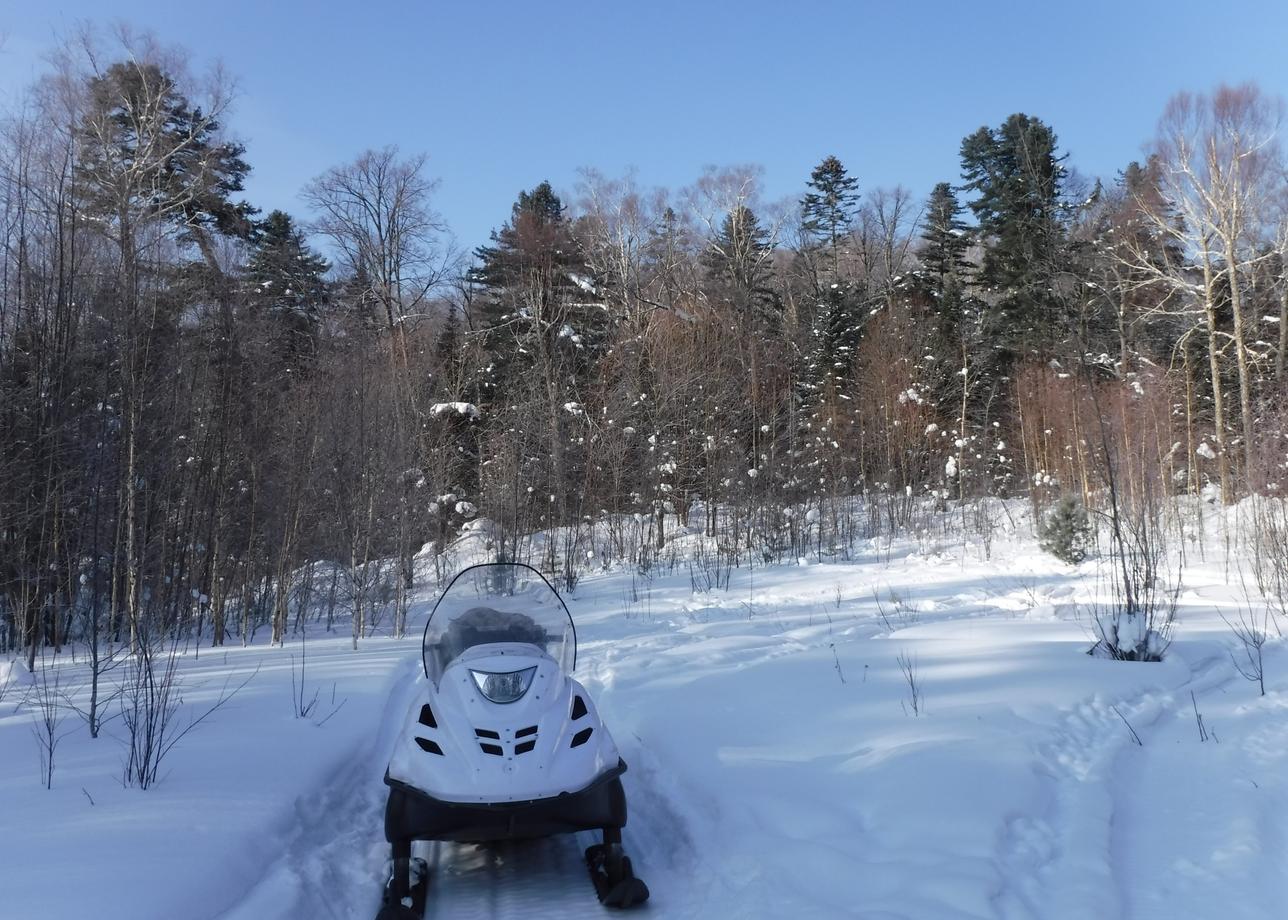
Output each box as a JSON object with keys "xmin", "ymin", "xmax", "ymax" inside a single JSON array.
[{"xmin": 421, "ymin": 831, "xmax": 629, "ymax": 918}]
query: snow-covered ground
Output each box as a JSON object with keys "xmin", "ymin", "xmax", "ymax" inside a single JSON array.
[{"xmin": 3, "ymin": 505, "xmax": 1287, "ymax": 919}]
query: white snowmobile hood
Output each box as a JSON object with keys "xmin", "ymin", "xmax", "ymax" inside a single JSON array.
[{"xmin": 387, "ymin": 646, "xmax": 621, "ymax": 804}]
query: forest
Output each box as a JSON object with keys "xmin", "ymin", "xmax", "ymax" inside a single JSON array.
[{"xmin": 3, "ymin": 28, "xmax": 1288, "ymax": 672}]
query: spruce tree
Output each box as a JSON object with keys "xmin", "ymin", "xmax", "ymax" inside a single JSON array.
[
  {"xmin": 920, "ymin": 182, "xmax": 970, "ymax": 298},
  {"xmin": 918, "ymin": 182, "xmax": 975, "ymax": 394},
  {"xmin": 471, "ymin": 180, "xmax": 592, "ymax": 382},
  {"xmin": 795, "ymin": 159, "xmax": 863, "ymax": 406},
  {"xmin": 800, "ymin": 155, "xmax": 860, "ymax": 284},
  {"xmin": 702, "ymin": 205, "xmax": 780, "ymax": 323},
  {"xmin": 960, "ymin": 113, "xmax": 1068, "ymax": 360},
  {"xmin": 247, "ymin": 210, "xmax": 330, "ymax": 366}
]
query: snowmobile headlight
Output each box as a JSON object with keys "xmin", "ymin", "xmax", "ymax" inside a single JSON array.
[{"xmin": 470, "ymin": 666, "xmax": 537, "ymax": 704}]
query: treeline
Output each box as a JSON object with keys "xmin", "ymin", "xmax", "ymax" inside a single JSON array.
[{"xmin": 3, "ymin": 32, "xmax": 1288, "ymax": 663}]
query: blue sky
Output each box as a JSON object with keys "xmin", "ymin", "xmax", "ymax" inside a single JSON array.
[{"xmin": 3, "ymin": 1, "xmax": 1287, "ymax": 254}]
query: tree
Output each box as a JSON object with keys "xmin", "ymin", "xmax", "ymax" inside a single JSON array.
[
  {"xmin": 77, "ymin": 60, "xmax": 253, "ymax": 274},
  {"xmin": 304, "ymin": 147, "xmax": 455, "ymax": 631},
  {"xmin": 75, "ymin": 55, "xmax": 253, "ymax": 652},
  {"xmin": 960, "ymin": 113, "xmax": 1068, "ymax": 359},
  {"xmin": 800, "ymin": 155, "xmax": 860, "ymax": 285},
  {"xmin": 302, "ymin": 147, "xmax": 450, "ymax": 332},
  {"xmin": 472, "ymin": 181, "xmax": 595, "ymax": 528},
  {"xmin": 702, "ymin": 204, "xmax": 780, "ymax": 323},
  {"xmin": 1121, "ymin": 84, "xmax": 1286, "ymax": 500},
  {"xmin": 247, "ymin": 210, "xmax": 330, "ymax": 369},
  {"xmin": 920, "ymin": 182, "xmax": 971, "ymax": 299},
  {"xmin": 796, "ymin": 157, "xmax": 865, "ymax": 408},
  {"xmin": 473, "ymin": 180, "xmax": 593, "ymax": 370}
]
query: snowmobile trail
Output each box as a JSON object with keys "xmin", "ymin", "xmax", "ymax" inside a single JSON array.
[
  {"xmin": 217, "ymin": 653, "xmax": 424, "ymax": 920},
  {"xmin": 993, "ymin": 653, "xmax": 1233, "ymax": 920}
]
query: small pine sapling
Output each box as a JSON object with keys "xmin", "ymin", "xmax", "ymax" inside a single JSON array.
[{"xmin": 1039, "ymin": 495, "xmax": 1092, "ymax": 565}]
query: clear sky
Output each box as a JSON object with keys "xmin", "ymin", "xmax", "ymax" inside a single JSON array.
[{"xmin": 3, "ymin": 1, "xmax": 1288, "ymax": 255}]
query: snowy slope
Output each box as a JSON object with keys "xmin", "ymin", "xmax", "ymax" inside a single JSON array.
[{"xmin": 3, "ymin": 511, "xmax": 1287, "ymax": 920}]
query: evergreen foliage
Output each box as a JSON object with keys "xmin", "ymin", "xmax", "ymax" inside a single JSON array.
[
  {"xmin": 920, "ymin": 182, "xmax": 971, "ymax": 298},
  {"xmin": 1039, "ymin": 495, "xmax": 1092, "ymax": 564},
  {"xmin": 77, "ymin": 61, "xmax": 255, "ymax": 246},
  {"xmin": 801, "ymin": 155, "xmax": 860, "ymax": 283},
  {"xmin": 247, "ymin": 210, "xmax": 330, "ymax": 366},
  {"xmin": 960, "ymin": 114, "xmax": 1068, "ymax": 359},
  {"xmin": 702, "ymin": 205, "xmax": 780, "ymax": 323}
]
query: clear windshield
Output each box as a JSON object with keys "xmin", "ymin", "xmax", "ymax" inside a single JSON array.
[{"xmin": 422, "ymin": 563, "xmax": 577, "ymax": 685}]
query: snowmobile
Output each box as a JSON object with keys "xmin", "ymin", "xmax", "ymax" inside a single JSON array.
[{"xmin": 376, "ymin": 562, "xmax": 650, "ymax": 918}]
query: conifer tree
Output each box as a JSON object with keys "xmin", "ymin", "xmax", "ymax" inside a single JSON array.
[
  {"xmin": 472, "ymin": 181, "xmax": 589, "ymax": 355},
  {"xmin": 797, "ymin": 158, "xmax": 864, "ymax": 403},
  {"xmin": 960, "ymin": 113, "xmax": 1068, "ymax": 359},
  {"xmin": 801, "ymin": 155, "xmax": 861, "ymax": 284},
  {"xmin": 247, "ymin": 210, "xmax": 330, "ymax": 366},
  {"xmin": 702, "ymin": 205, "xmax": 780, "ymax": 323},
  {"xmin": 471, "ymin": 181, "xmax": 595, "ymax": 525},
  {"xmin": 918, "ymin": 182, "xmax": 976, "ymax": 390},
  {"xmin": 920, "ymin": 182, "xmax": 970, "ymax": 298}
]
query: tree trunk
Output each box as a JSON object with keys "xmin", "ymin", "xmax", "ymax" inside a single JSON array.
[
  {"xmin": 1278, "ymin": 271, "xmax": 1288, "ymax": 383},
  {"xmin": 1201, "ymin": 250, "xmax": 1232, "ymax": 504},
  {"xmin": 1225, "ymin": 235, "xmax": 1257, "ymax": 489}
]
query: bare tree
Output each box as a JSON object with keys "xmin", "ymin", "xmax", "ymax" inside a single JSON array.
[
  {"xmin": 1125, "ymin": 84, "xmax": 1285, "ymax": 500},
  {"xmin": 303, "ymin": 147, "xmax": 452, "ymax": 331}
]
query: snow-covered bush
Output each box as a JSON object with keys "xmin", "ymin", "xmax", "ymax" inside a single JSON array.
[
  {"xmin": 1038, "ymin": 495, "xmax": 1091, "ymax": 565},
  {"xmin": 1090, "ymin": 487, "xmax": 1177, "ymax": 662}
]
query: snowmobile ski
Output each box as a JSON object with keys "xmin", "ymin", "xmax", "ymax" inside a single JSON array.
[
  {"xmin": 587, "ymin": 838, "xmax": 651, "ymax": 909},
  {"xmin": 376, "ymin": 855, "xmax": 428, "ymax": 920}
]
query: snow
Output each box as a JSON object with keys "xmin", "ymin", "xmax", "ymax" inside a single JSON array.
[
  {"xmin": 567, "ymin": 273, "xmax": 597, "ymax": 294},
  {"xmin": 4, "ymin": 504, "xmax": 1288, "ymax": 919},
  {"xmin": 1197, "ymin": 441, "xmax": 1217, "ymax": 460},
  {"xmin": 429, "ymin": 402, "xmax": 480, "ymax": 420}
]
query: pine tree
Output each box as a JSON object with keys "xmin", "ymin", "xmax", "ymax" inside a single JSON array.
[
  {"xmin": 247, "ymin": 210, "xmax": 330, "ymax": 366},
  {"xmin": 77, "ymin": 62, "xmax": 255, "ymax": 257},
  {"xmin": 800, "ymin": 155, "xmax": 860, "ymax": 284},
  {"xmin": 960, "ymin": 113, "xmax": 1068, "ymax": 359},
  {"xmin": 920, "ymin": 182, "xmax": 970, "ymax": 298},
  {"xmin": 1039, "ymin": 495, "xmax": 1091, "ymax": 564},
  {"xmin": 470, "ymin": 181, "xmax": 597, "ymax": 524},
  {"xmin": 702, "ymin": 205, "xmax": 780, "ymax": 323}
]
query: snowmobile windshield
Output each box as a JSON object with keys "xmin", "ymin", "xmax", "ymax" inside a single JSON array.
[{"xmin": 422, "ymin": 563, "xmax": 576, "ymax": 685}]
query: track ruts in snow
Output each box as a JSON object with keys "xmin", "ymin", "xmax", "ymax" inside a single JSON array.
[{"xmin": 993, "ymin": 655, "xmax": 1231, "ymax": 920}]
